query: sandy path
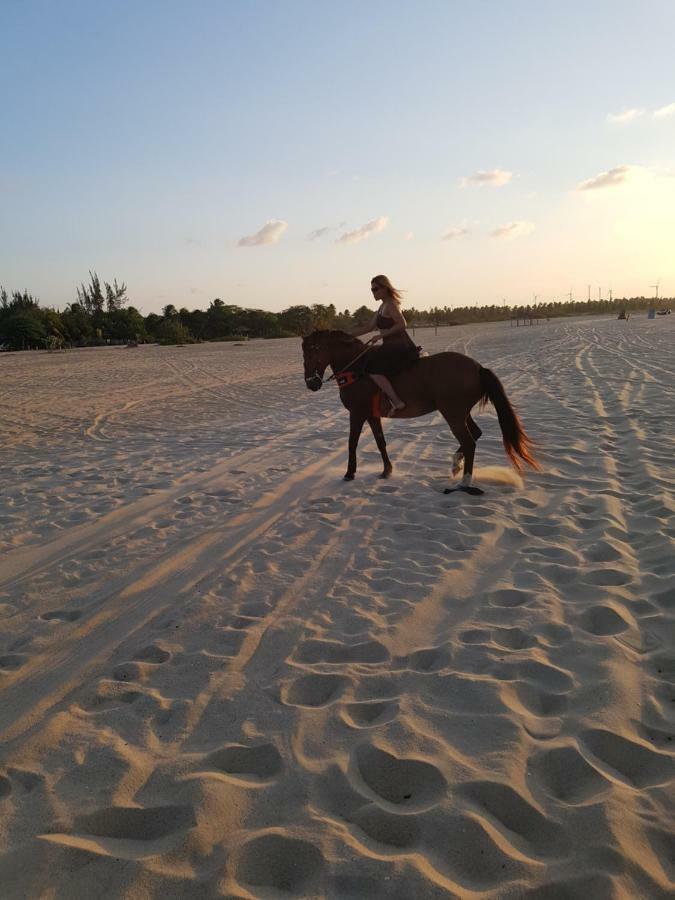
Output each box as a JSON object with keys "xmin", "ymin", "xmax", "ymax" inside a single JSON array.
[{"xmin": 1, "ymin": 316, "xmax": 673, "ymax": 898}]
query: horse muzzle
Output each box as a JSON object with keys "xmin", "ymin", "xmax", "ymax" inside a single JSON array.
[{"xmin": 305, "ymin": 373, "xmax": 323, "ymax": 392}]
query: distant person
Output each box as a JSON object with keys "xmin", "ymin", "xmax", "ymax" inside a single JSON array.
[{"xmin": 351, "ymin": 275, "xmax": 419, "ymax": 413}]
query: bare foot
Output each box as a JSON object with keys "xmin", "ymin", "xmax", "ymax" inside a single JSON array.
[{"xmin": 384, "ymin": 400, "xmax": 405, "ymax": 417}]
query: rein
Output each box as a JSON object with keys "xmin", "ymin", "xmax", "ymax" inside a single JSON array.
[
  {"xmin": 305, "ymin": 341, "xmax": 373, "ymax": 388},
  {"xmin": 323, "ymin": 343, "xmax": 372, "ymax": 384}
]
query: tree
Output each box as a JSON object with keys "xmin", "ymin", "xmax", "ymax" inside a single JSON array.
[{"xmin": 0, "ymin": 311, "xmax": 46, "ymax": 349}]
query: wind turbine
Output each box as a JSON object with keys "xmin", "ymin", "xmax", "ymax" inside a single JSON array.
[{"xmin": 650, "ymin": 280, "xmax": 660, "ymax": 300}]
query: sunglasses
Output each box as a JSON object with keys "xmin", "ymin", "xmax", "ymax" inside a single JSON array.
[{"xmin": 370, "ymin": 285, "xmax": 383, "ymax": 292}]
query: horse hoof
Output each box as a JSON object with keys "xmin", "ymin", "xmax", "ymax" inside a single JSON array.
[
  {"xmin": 380, "ymin": 470, "xmax": 393, "ymax": 479},
  {"xmin": 460, "ymin": 485, "xmax": 484, "ymax": 495},
  {"xmin": 343, "ymin": 473, "xmax": 355, "ymax": 481},
  {"xmin": 443, "ymin": 485, "xmax": 485, "ymax": 496}
]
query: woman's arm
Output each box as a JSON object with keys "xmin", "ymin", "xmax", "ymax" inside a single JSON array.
[{"xmin": 351, "ymin": 313, "xmax": 379, "ymax": 337}]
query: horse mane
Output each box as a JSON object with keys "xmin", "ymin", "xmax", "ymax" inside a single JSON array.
[{"xmin": 305, "ymin": 329, "xmax": 364, "ymax": 347}]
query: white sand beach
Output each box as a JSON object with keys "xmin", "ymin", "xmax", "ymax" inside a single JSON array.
[{"xmin": 1, "ymin": 315, "xmax": 674, "ymax": 899}]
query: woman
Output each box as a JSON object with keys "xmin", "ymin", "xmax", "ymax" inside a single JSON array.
[{"xmin": 351, "ymin": 275, "xmax": 419, "ymax": 413}]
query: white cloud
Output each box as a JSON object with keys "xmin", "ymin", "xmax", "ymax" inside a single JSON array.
[
  {"xmin": 403, "ymin": 231, "xmax": 414, "ymax": 241},
  {"xmin": 607, "ymin": 108, "xmax": 645, "ymax": 124},
  {"xmin": 336, "ymin": 216, "xmax": 389, "ymax": 245},
  {"xmin": 461, "ymin": 169, "xmax": 512, "ymax": 187},
  {"xmin": 490, "ymin": 221, "xmax": 535, "ymax": 239},
  {"xmin": 237, "ymin": 220, "xmax": 288, "ymax": 247},
  {"xmin": 577, "ymin": 165, "xmax": 635, "ymax": 191},
  {"xmin": 442, "ymin": 226, "xmax": 470, "ymax": 241},
  {"xmin": 654, "ymin": 102, "xmax": 675, "ymax": 119}
]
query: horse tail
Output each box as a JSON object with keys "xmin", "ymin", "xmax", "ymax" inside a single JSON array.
[{"xmin": 479, "ymin": 367, "xmax": 541, "ymax": 472}]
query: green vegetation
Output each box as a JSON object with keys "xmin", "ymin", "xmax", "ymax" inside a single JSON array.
[{"xmin": 0, "ymin": 275, "xmax": 670, "ymax": 351}]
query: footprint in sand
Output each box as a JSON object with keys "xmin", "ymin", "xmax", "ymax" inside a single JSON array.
[
  {"xmin": 403, "ymin": 646, "xmax": 451, "ymax": 672},
  {"xmin": 459, "ymin": 781, "xmax": 569, "ymax": 858},
  {"xmin": 40, "ymin": 609, "xmax": 82, "ymax": 623},
  {"xmin": 488, "ymin": 588, "xmax": 531, "ymax": 608},
  {"xmin": 293, "ymin": 638, "xmax": 389, "ymax": 665},
  {"xmin": 113, "ymin": 662, "xmax": 160, "ymax": 683},
  {"xmin": 0, "ymin": 654, "xmax": 27, "ymax": 672},
  {"xmin": 41, "ymin": 805, "xmax": 197, "ymax": 858},
  {"xmin": 513, "ymin": 683, "xmax": 569, "ymax": 717},
  {"xmin": 579, "ymin": 728, "xmax": 675, "ymax": 788},
  {"xmin": 191, "ymin": 743, "xmax": 283, "ymax": 785},
  {"xmin": 518, "ymin": 660, "xmax": 574, "ymax": 694},
  {"xmin": 585, "ymin": 540, "xmax": 623, "ymax": 563},
  {"xmin": 582, "ymin": 568, "xmax": 632, "ymax": 587},
  {"xmin": 282, "ymin": 673, "xmax": 350, "ymax": 708},
  {"xmin": 579, "ymin": 605, "xmax": 630, "ymax": 636},
  {"xmin": 457, "ymin": 627, "xmax": 491, "ymax": 645},
  {"xmin": 351, "ymin": 803, "xmax": 421, "ymax": 849},
  {"xmin": 341, "ymin": 700, "xmax": 399, "ymax": 728},
  {"xmin": 433, "ymin": 814, "xmax": 524, "ymax": 887},
  {"xmin": 352, "ymin": 744, "xmax": 446, "ymax": 810},
  {"xmin": 7, "ymin": 768, "xmax": 42, "ymax": 792},
  {"xmin": 492, "ymin": 626, "xmax": 537, "ymax": 650},
  {"xmin": 529, "ymin": 746, "xmax": 610, "ymax": 805},
  {"xmin": 235, "ymin": 834, "xmax": 324, "ymax": 894},
  {"xmin": 132, "ymin": 645, "xmax": 172, "ymax": 664}
]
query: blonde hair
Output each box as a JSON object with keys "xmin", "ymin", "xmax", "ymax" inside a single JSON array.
[{"xmin": 371, "ymin": 274, "xmax": 404, "ymax": 304}]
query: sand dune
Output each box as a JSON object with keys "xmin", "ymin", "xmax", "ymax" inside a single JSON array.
[{"xmin": 1, "ymin": 315, "xmax": 673, "ymax": 898}]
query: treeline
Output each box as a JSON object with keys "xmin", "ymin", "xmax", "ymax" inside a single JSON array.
[
  {"xmin": 405, "ymin": 295, "xmax": 670, "ymax": 326},
  {"xmin": 0, "ymin": 273, "xmax": 670, "ymax": 351}
]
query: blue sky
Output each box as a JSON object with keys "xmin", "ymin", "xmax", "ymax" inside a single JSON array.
[{"xmin": 2, "ymin": 1, "xmax": 674, "ymax": 313}]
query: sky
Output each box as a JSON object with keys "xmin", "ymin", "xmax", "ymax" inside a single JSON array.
[{"xmin": 2, "ymin": 0, "xmax": 675, "ymax": 314}]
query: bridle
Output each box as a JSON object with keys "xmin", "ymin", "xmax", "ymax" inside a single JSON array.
[{"xmin": 304, "ymin": 341, "xmax": 373, "ymax": 388}]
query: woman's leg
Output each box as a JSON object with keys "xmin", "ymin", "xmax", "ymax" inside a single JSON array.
[{"xmin": 369, "ymin": 374, "xmax": 405, "ymax": 410}]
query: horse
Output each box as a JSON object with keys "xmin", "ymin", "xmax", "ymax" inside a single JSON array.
[{"xmin": 302, "ymin": 330, "xmax": 539, "ymax": 494}]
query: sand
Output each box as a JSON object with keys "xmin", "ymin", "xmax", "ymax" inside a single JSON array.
[{"xmin": 0, "ymin": 315, "xmax": 673, "ymax": 899}]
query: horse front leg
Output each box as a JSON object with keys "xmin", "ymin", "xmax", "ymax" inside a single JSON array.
[
  {"xmin": 344, "ymin": 413, "xmax": 366, "ymax": 481},
  {"xmin": 367, "ymin": 417, "xmax": 393, "ymax": 479}
]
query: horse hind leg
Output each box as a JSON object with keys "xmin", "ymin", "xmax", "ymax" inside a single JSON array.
[
  {"xmin": 442, "ymin": 414, "xmax": 484, "ymax": 495},
  {"xmin": 450, "ymin": 415, "xmax": 481, "ymax": 477},
  {"xmin": 451, "ymin": 449, "xmax": 464, "ymax": 477},
  {"xmin": 467, "ymin": 414, "xmax": 482, "ymax": 442}
]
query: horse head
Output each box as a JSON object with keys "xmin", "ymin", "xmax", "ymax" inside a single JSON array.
[{"xmin": 301, "ymin": 330, "xmax": 360, "ymax": 391}]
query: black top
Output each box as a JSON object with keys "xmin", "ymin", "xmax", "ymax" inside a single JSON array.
[{"xmin": 363, "ymin": 309, "xmax": 418, "ymax": 376}]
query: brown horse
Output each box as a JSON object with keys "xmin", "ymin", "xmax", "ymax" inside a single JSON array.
[{"xmin": 302, "ymin": 330, "xmax": 539, "ymax": 494}]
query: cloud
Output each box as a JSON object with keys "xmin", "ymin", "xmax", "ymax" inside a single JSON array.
[
  {"xmin": 308, "ymin": 226, "xmax": 332, "ymax": 241},
  {"xmin": 576, "ymin": 165, "xmax": 635, "ymax": 191},
  {"xmin": 490, "ymin": 221, "xmax": 535, "ymax": 239},
  {"xmin": 336, "ymin": 216, "xmax": 389, "ymax": 245},
  {"xmin": 442, "ymin": 226, "xmax": 470, "ymax": 241},
  {"xmin": 308, "ymin": 221, "xmax": 346, "ymax": 241},
  {"xmin": 461, "ymin": 169, "xmax": 512, "ymax": 187},
  {"xmin": 606, "ymin": 108, "xmax": 645, "ymax": 124},
  {"xmin": 403, "ymin": 231, "xmax": 414, "ymax": 241},
  {"xmin": 237, "ymin": 220, "xmax": 288, "ymax": 247},
  {"xmin": 654, "ymin": 102, "xmax": 675, "ymax": 119}
]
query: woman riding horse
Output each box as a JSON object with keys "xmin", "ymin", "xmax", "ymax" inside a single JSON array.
[
  {"xmin": 302, "ymin": 289, "xmax": 539, "ymax": 490},
  {"xmin": 350, "ymin": 275, "xmax": 419, "ymax": 415}
]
